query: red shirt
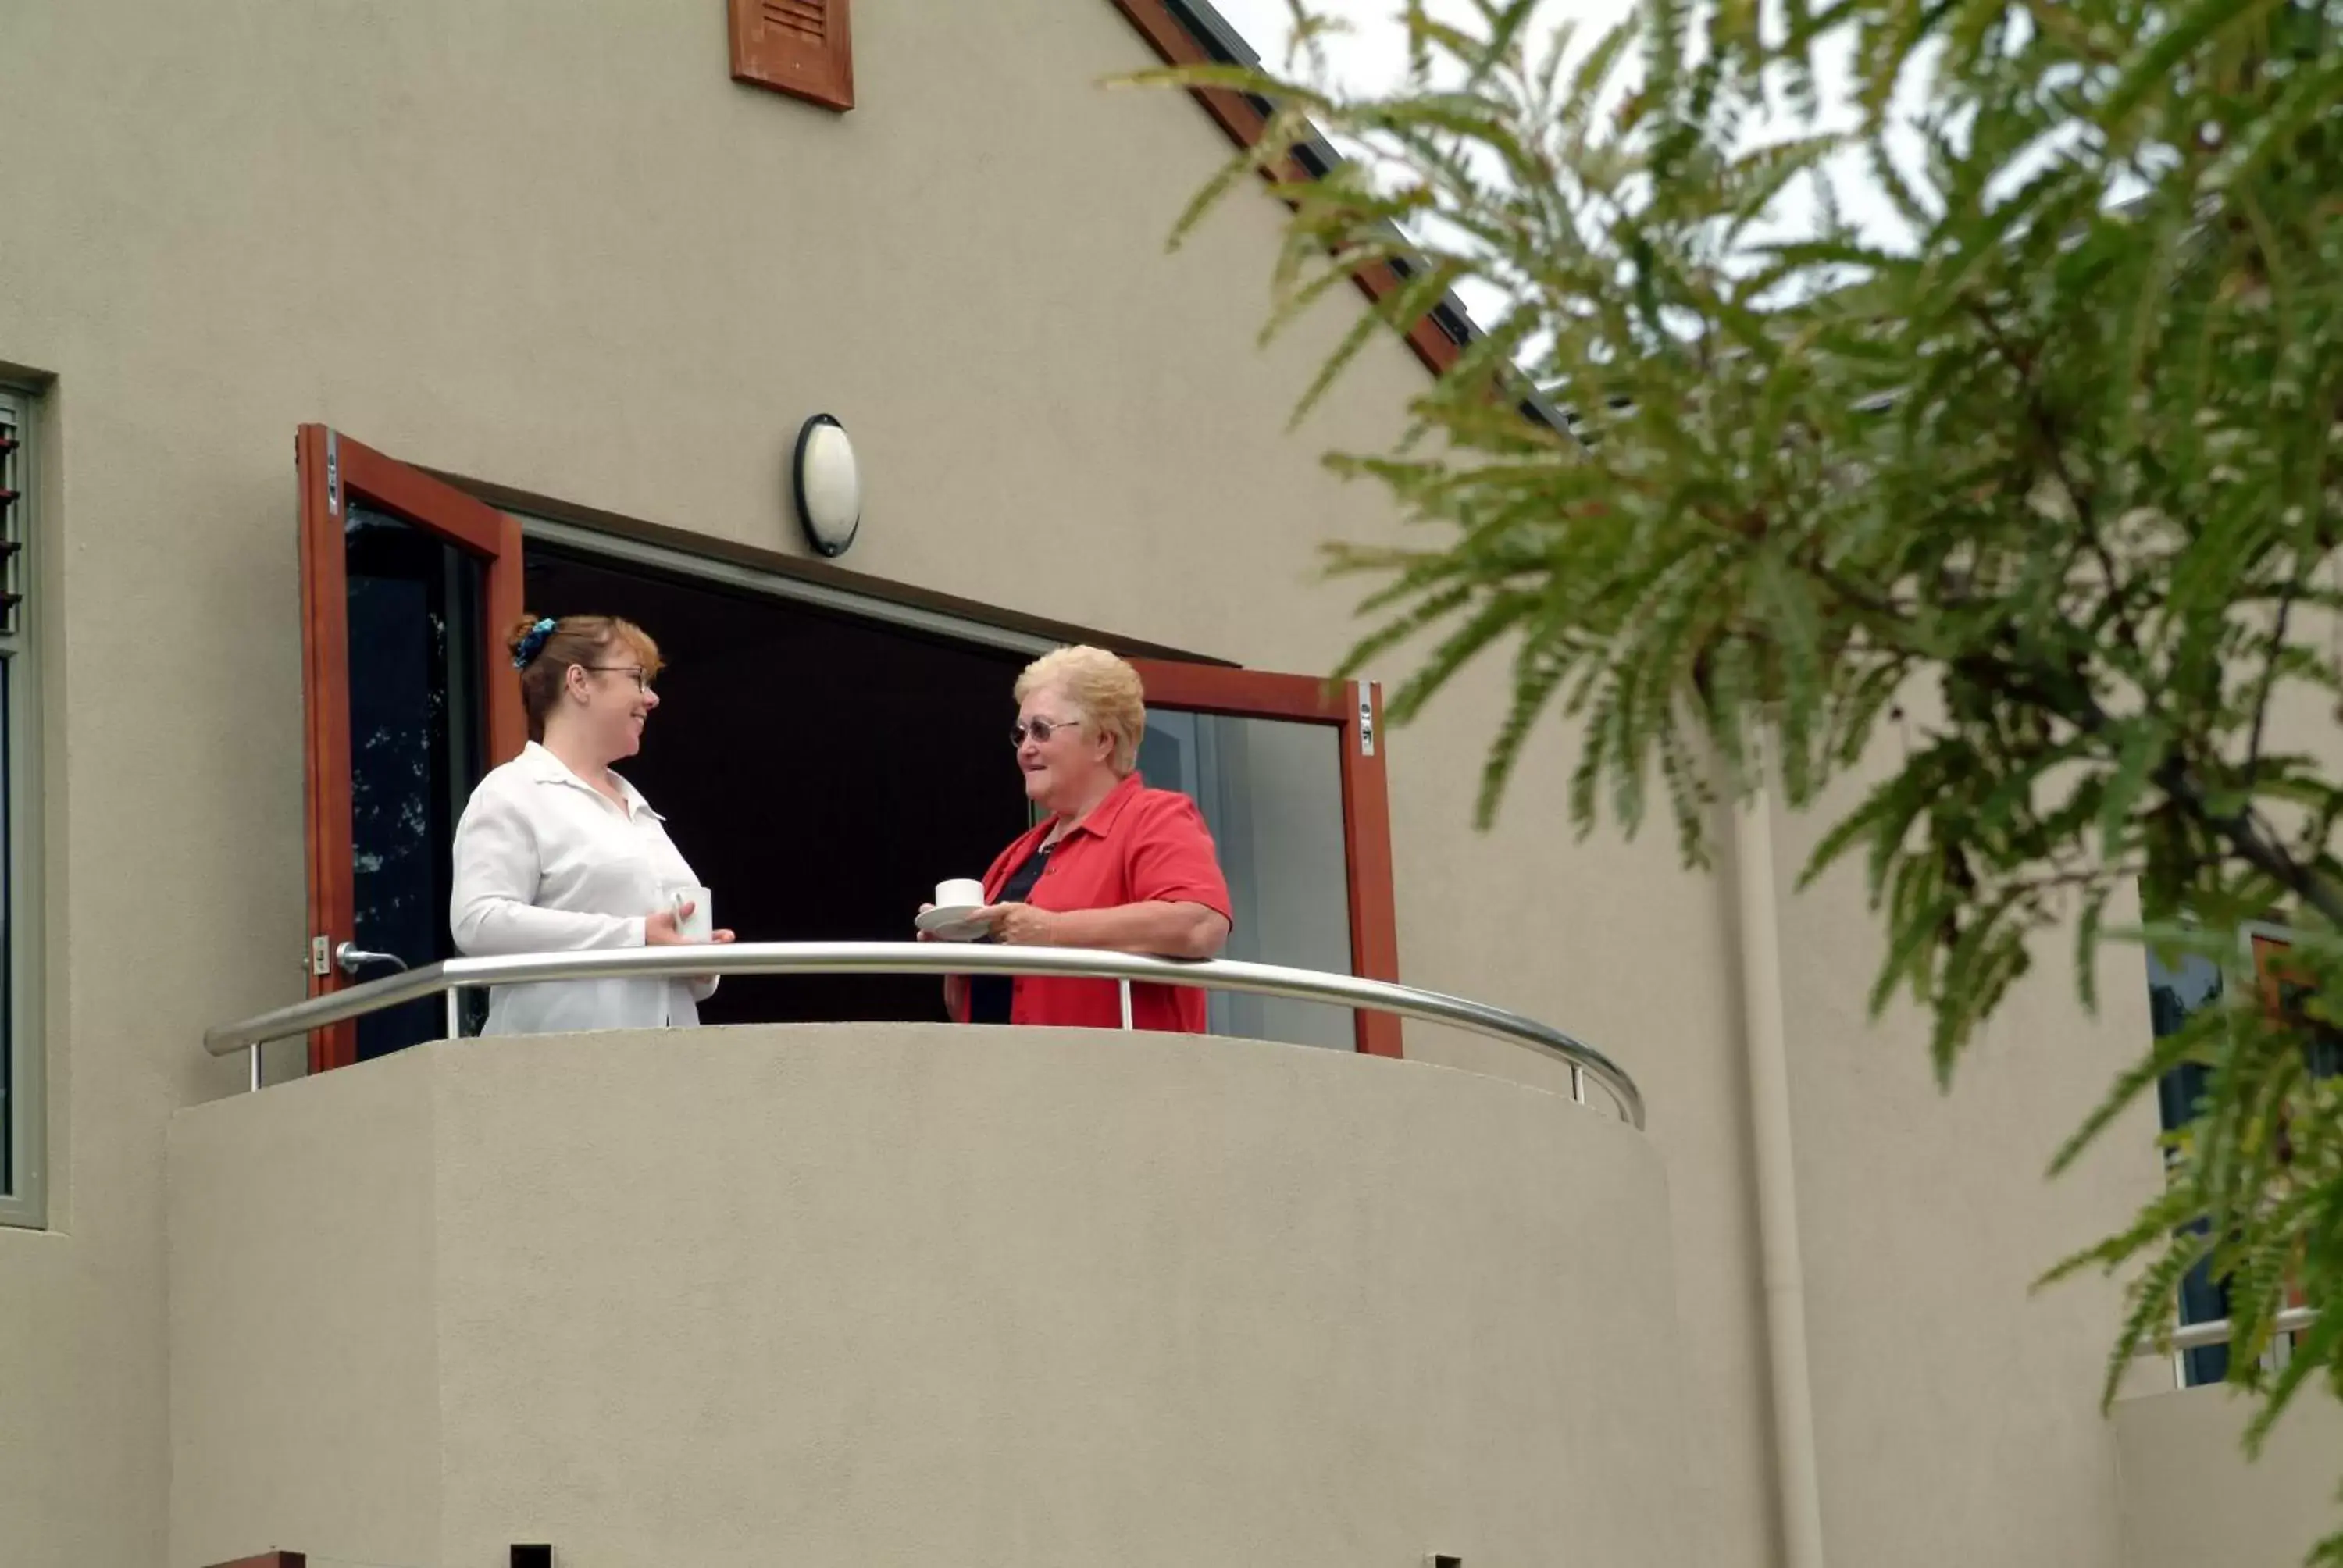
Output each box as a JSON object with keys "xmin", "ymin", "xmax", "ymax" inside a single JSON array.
[{"xmin": 961, "ymin": 772, "xmax": 1233, "ymax": 1032}]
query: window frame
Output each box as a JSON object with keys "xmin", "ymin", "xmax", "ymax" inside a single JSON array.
[
  {"xmin": 2149, "ymin": 917, "xmax": 2327, "ymax": 1384},
  {"xmin": 0, "ymin": 385, "xmax": 45, "ymax": 1230},
  {"xmin": 2241, "ymin": 918, "xmax": 2322, "ymax": 1370}
]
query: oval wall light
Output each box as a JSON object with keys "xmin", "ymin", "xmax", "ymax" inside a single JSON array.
[{"xmin": 792, "ymin": 412, "xmax": 861, "ymax": 558}]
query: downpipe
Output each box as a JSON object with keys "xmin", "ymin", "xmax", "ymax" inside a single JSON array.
[{"xmin": 1732, "ymin": 779, "xmax": 1829, "ymax": 1568}]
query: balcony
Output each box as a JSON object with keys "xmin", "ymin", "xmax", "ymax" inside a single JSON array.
[
  {"xmin": 2117, "ymin": 1341, "xmax": 2342, "ymax": 1567},
  {"xmin": 171, "ymin": 950, "xmax": 1682, "ymax": 1567}
]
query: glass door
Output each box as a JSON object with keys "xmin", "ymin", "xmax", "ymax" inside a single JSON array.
[
  {"xmin": 1127, "ymin": 660, "xmax": 1400, "ymax": 1057},
  {"xmin": 298, "ymin": 426, "xmax": 526, "ymax": 1072}
]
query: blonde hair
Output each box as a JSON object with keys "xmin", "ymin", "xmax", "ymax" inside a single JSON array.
[{"xmin": 1015, "ymin": 645, "xmax": 1146, "ymax": 775}]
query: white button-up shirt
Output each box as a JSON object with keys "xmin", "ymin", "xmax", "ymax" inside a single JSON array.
[{"xmin": 450, "ymin": 741, "xmax": 716, "ymax": 1035}]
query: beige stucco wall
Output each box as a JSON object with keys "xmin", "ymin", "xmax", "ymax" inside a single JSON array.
[
  {"xmin": 168, "ymin": 1043, "xmax": 443, "ymax": 1567},
  {"xmin": 0, "ymin": 4, "xmax": 1768, "ymax": 1564},
  {"xmin": 2115, "ymin": 1387, "xmax": 2343, "ymax": 1568},
  {"xmin": 171, "ymin": 1024, "xmax": 1689, "ymax": 1568},
  {"xmin": 0, "ymin": 0, "xmax": 2250, "ymax": 1565},
  {"xmin": 1769, "ymin": 758, "xmax": 2170, "ymax": 1568}
]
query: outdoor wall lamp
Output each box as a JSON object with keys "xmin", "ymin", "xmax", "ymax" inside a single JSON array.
[{"xmin": 791, "ymin": 412, "xmax": 861, "ymax": 558}]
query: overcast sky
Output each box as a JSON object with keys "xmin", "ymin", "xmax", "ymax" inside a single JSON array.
[
  {"xmin": 1186, "ymin": 0, "xmax": 1915, "ymax": 297},
  {"xmin": 1176, "ymin": 0, "xmax": 1646, "ymax": 340},
  {"xmin": 1204, "ymin": 0, "xmax": 1634, "ymax": 99},
  {"xmin": 1204, "ymin": 0, "xmax": 1421, "ymax": 83}
]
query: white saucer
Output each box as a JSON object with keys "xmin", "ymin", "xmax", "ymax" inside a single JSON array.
[{"xmin": 916, "ymin": 903, "xmax": 991, "ymax": 943}]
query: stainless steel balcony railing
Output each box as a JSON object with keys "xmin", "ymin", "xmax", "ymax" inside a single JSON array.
[
  {"xmin": 2138, "ymin": 1306, "xmax": 2317, "ymax": 1356},
  {"xmin": 203, "ymin": 943, "xmax": 1646, "ymax": 1128}
]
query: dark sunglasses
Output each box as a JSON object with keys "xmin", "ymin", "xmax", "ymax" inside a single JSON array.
[{"xmin": 1010, "ymin": 715, "xmax": 1082, "ymax": 747}]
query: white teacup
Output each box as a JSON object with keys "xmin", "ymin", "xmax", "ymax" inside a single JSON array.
[
  {"xmin": 933, "ymin": 877, "xmax": 986, "ymax": 911},
  {"xmin": 668, "ymin": 885, "xmax": 715, "ymax": 942}
]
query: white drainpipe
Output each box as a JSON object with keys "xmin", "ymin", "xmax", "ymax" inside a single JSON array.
[{"xmin": 1732, "ymin": 781, "xmax": 1830, "ymax": 1568}]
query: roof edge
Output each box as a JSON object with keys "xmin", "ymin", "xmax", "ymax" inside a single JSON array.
[{"xmin": 1109, "ymin": 0, "xmax": 1564, "ymax": 431}]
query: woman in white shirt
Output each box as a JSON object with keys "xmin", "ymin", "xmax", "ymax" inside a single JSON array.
[{"xmin": 450, "ymin": 612, "xmax": 734, "ymax": 1035}]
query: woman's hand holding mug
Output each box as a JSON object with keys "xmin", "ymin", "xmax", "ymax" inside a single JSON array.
[
  {"xmin": 647, "ymin": 895, "xmax": 734, "ymax": 993},
  {"xmin": 647, "ymin": 898, "xmax": 735, "ymax": 946}
]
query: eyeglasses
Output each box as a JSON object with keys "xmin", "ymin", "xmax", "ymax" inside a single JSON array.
[
  {"xmin": 1011, "ymin": 715, "xmax": 1082, "ymax": 747},
  {"xmin": 584, "ymin": 665, "xmax": 652, "ymax": 692}
]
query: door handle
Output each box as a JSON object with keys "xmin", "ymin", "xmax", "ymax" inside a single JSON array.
[{"xmin": 334, "ymin": 942, "xmax": 412, "ymax": 979}]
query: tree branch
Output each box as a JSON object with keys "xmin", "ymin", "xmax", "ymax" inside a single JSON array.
[
  {"xmin": 1963, "ymin": 300, "xmax": 2149, "ymax": 665},
  {"xmin": 2243, "ymin": 568, "xmax": 2302, "ymax": 792},
  {"xmin": 1950, "ymin": 650, "xmax": 2343, "ymax": 928}
]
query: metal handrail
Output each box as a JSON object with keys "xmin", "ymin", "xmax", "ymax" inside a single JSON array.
[
  {"xmin": 2138, "ymin": 1305, "xmax": 2317, "ymax": 1356},
  {"xmin": 203, "ymin": 942, "xmax": 1645, "ymax": 1128}
]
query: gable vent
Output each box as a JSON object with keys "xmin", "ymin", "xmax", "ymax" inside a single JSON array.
[
  {"xmin": 764, "ymin": 0, "xmax": 824, "ymax": 42},
  {"xmin": 729, "ymin": 0, "xmax": 853, "ymax": 112}
]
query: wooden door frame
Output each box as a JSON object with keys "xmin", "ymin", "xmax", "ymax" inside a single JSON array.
[
  {"xmin": 1127, "ymin": 659, "xmax": 1401, "ymax": 1057},
  {"xmin": 297, "ymin": 425, "xmax": 527, "ymax": 1074}
]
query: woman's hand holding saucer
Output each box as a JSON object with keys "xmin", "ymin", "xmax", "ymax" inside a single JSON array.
[{"xmin": 977, "ymin": 902, "xmax": 1063, "ymax": 946}]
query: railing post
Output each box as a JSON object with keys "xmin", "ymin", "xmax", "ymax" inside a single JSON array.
[{"xmin": 1118, "ymin": 979, "xmax": 1133, "ymax": 1030}]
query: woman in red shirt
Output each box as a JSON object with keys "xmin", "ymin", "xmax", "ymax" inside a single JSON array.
[{"xmin": 931, "ymin": 645, "xmax": 1232, "ymax": 1032}]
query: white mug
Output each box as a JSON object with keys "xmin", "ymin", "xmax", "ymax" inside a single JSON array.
[
  {"xmin": 934, "ymin": 877, "xmax": 986, "ymax": 911},
  {"xmin": 669, "ymin": 885, "xmax": 714, "ymax": 942}
]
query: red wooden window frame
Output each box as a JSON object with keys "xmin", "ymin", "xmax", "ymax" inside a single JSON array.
[
  {"xmin": 728, "ymin": 0, "xmax": 854, "ymax": 112},
  {"xmin": 2248, "ymin": 927, "xmax": 2323, "ymax": 1327},
  {"xmin": 1127, "ymin": 659, "xmax": 1402, "ymax": 1057},
  {"xmin": 296, "ymin": 426, "xmax": 528, "ymax": 1074}
]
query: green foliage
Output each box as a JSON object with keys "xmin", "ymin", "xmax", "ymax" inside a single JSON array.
[{"xmin": 1128, "ymin": 0, "xmax": 2343, "ymax": 1554}]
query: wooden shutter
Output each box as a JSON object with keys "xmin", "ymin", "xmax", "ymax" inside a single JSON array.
[{"xmin": 729, "ymin": 0, "xmax": 853, "ymax": 112}]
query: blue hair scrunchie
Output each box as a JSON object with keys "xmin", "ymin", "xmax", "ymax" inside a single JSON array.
[{"xmin": 512, "ymin": 617, "xmax": 558, "ymax": 670}]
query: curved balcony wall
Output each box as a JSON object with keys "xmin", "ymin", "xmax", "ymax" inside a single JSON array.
[{"xmin": 169, "ymin": 1023, "xmax": 1687, "ymax": 1567}]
